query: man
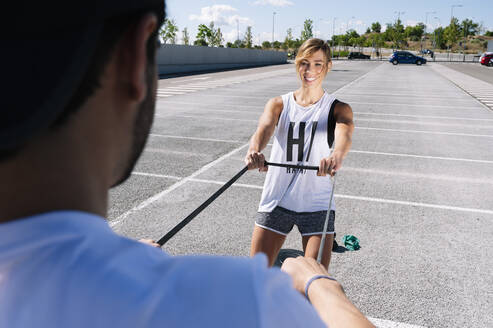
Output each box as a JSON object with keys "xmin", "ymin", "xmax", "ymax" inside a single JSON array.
[{"xmin": 0, "ymin": 1, "xmax": 373, "ymax": 327}]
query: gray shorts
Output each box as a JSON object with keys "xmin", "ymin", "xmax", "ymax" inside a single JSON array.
[{"xmin": 256, "ymin": 206, "xmax": 335, "ymax": 236}]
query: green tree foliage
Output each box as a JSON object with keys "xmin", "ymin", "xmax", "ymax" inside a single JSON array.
[
  {"xmin": 301, "ymin": 19, "xmax": 314, "ymax": 41},
  {"xmin": 365, "ymin": 27, "xmax": 371, "ymax": 34},
  {"xmin": 272, "ymin": 41, "xmax": 282, "ymax": 49},
  {"xmin": 182, "ymin": 27, "xmax": 190, "ymax": 45},
  {"xmin": 384, "ymin": 19, "xmax": 405, "ymax": 48},
  {"xmin": 160, "ymin": 18, "xmax": 179, "ymax": 44},
  {"xmin": 244, "ymin": 26, "xmax": 253, "ymax": 48},
  {"xmin": 283, "ymin": 28, "xmax": 295, "ymax": 50},
  {"xmin": 444, "ymin": 18, "xmax": 460, "ymax": 48},
  {"xmin": 262, "ymin": 41, "xmax": 272, "ymax": 49},
  {"xmin": 485, "ymin": 31, "xmax": 493, "ymax": 37},
  {"xmin": 194, "ymin": 24, "xmax": 211, "ymax": 46},
  {"xmin": 433, "ymin": 27, "xmax": 446, "ymax": 49},
  {"xmin": 461, "ymin": 19, "xmax": 479, "ymax": 37},
  {"xmin": 371, "ymin": 22, "xmax": 381, "ymax": 33},
  {"xmin": 208, "ymin": 22, "xmax": 224, "ymax": 47},
  {"xmin": 404, "ymin": 23, "xmax": 425, "ymax": 41}
]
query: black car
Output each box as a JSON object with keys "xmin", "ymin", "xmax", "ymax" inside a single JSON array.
[
  {"xmin": 389, "ymin": 51, "xmax": 427, "ymax": 65},
  {"xmin": 348, "ymin": 52, "xmax": 370, "ymax": 60}
]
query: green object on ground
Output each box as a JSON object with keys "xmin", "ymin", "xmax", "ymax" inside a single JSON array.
[{"xmin": 342, "ymin": 235, "xmax": 360, "ymax": 251}]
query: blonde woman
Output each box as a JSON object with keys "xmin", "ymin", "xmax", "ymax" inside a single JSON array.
[{"xmin": 245, "ymin": 38, "xmax": 354, "ymax": 269}]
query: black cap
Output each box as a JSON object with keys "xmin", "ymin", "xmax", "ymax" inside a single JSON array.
[{"xmin": 0, "ymin": 0, "xmax": 165, "ymax": 150}]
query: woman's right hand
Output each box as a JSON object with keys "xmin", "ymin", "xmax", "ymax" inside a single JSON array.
[{"xmin": 244, "ymin": 151, "xmax": 267, "ymax": 171}]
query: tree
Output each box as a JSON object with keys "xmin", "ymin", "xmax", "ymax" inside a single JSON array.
[
  {"xmin": 272, "ymin": 41, "xmax": 282, "ymax": 49},
  {"xmin": 160, "ymin": 18, "xmax": 179, "ymax": 44},
  {"xmin": 433, "ymin": 27, "xmax": 446, "ymax": 49},
  {"xmin": 485, "ymin": 31, "xmax": 493, "ymax": 37},
  {"xmin": 182, "ymin": 27, "xmax": 190, "ymax": 45},
  {"xmin": 244, "ymin": 26, "xmax": 253, "ymax": 48},
  {"xmin": 301, "ymin": 19, "xmax": 314, "ymax": 41},
  {"xmin": 208, "ymin": 22, "xmax": 224, "ymax": 47},
  {"xmin": 283, "ymin": 28, "xmax": 295, "ymax": 50},
  {"xmin": 461, "ymin": 19, "xmax": 479, "ymax": 37},
  {"xmin": 404, "ymin": 23, "xmax": 425, "ymax": 41},
  {"xmin": 194, "ymin": 24, "xmax": 211, "ymax": 46},
  {"xmin": 365, "ymin": 27, "xmax": 371, "ymax": 34},
  {"xmin": 444, "ymin": 18, "xmax": 460, "ymax": 49},
  {"xmin": 262, "ymin": 41, "xmax": 272, "ymax": 49},
  {"xmin": 371, "ymin": 22, "xmax": 381, "ymax": 33}
]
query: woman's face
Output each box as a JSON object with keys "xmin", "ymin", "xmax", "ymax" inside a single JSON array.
[{"xmin": 298, "ymin": 49, "xmax": 331, "ymax": 88}]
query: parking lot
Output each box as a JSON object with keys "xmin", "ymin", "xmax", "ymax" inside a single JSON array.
[{"xmin": 108, "ymin": 61, "xmax": 493, "ymax": 328}]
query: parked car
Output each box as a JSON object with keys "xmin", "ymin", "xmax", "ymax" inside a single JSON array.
[
  {"xmin": 348, "ymin": 52, "xmax": 371, "ymax": 60},
  {"xmin": 488, "ymin": 57, "xmax": 493, "ymax": 67},
  {"xmin": 480, "ymin": 52, "xmax": 493, "ymax": 66},
  {"xmin": 389, "ymin": 51, "xmax": 427, "ymax": 65}
]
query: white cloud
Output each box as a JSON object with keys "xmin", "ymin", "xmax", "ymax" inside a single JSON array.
[
  {"xmin": 252, "ymin": 0, "xmax": 294, "ymax": 6},
  {"xmin": 405, "ymin": 20, "xmax": 418, "ymax": 27},
  {"xmin": 355, "ymin": 20, "xmax": 364, "ymax": 26},
  {"xmin": 189, "ymin": 5, "xmax": 253, "ymax": 26}
]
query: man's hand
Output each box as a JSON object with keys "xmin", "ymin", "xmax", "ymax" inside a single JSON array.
[
  {"xmin": 139, "ymin": 239, "xmax": 161, "ymax": 248},
  {"xmin": 318, "ymin": 150, "xmax": 344, "ymax": 177},
  {"xmin": 281, "ymin": 257, "xmax": 338, "ymax": 295},
  {"xmin": 244, "ymin": 151, "xmax": 267, "ymax": 172}
]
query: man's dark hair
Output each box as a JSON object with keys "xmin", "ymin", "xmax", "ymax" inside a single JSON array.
[{"xmin": 0, "ymin": 7, "xmax": 164, "ymax": 161}]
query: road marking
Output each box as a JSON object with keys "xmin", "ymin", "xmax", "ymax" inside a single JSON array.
[
  {"xmin": 350, "ymin": 101, "xmax": 483, "ymax": 110},
  {"xmin": 354, "ymin": 112, "xmax": 493, "ymax": 122},
  {"xmin": 430, "ymin": 64, "xmax": 493, "ymax": 112},
  {"xmin": 342, "ymin": 166, "xmax": 493, "ymax": 185},
  {"xmin": 368, "ymin": 317, "xmax": 427, "ymax": 328},
  {"xmin": 157, "ymin": 114, "xmax": 258, "ymax": 123},
  {"xmin": 149, "ymin": 133, "xmax": 493, "ymax": 164},
  {"xmin": 132, "ymin": 172, "xmax": 181, "ymax": 180},
  {"xmin": 357, "ymin": 127, "xmax": 493, "ymax": 138},
  {"xmin": 157, "ymin": 114, "xmax": 493, "ymax": 137},
  {"xmin": 355, "ymin": 118, "xmax": 493, "ymax": 129},
  {"xmin": 350, "ymin": 150, "xmax": 493, "ymax": 165},
  {"xmin": 110, "ymin": 143, "xmax": 250, "ymax": 228},
  {"xmin": 340, "ymin": 92, "xmax": 469, "ymax": 100},
  {"xmin": 133, "ymin": 175, "xmax": 493, "ymax": 215},
  {"xmin": 157, "ymin": 100, "xmax": 260, "ymax": 109},
  {"xmin": 150, "ymin": 133, "xmax": 244, "ymax": 144}
]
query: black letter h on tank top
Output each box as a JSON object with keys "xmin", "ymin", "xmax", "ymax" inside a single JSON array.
[
  {"xmin": 287, "ymin": 121, "xmax": 318, "ymax": 162},
  {"xmin": 287, "ymin": 122, "xmax": 305, "ymax": 162}
]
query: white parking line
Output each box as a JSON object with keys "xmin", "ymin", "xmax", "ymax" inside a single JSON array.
[
  {"xmin": 110, "ymin": 143, "xmax": 250, "ymax": 228},
  {"xmin": 354, "ymin": 112, "xmax": 493, "ymax": 122},
  {"xmin": 150, "ymin": 133, "xmax": 244, "ymax": 144},
  {"xmin": 350, "ymin": 150, "xmax": 493, "ymax": 165},
  {"xmin": 357, "ymin": 127, "xmax": 493, "ymax": 138},
  {"xmin": 355, "ymin": 118, "xmax": 493, "ymax": 129},
  {"xmin": 132, "ymin": 174, "xmax": 493, "ymax": 215},
  {"xmin": 368, "ymin": 317, "xmax": 427, "ymax": 328},
  {"xmin": 148, "ymin": 133, "xmax": 493, "ymax": 164},
  {"xmin": 350, "ymin": 101, "xmax": 483, "ymax": 110}
]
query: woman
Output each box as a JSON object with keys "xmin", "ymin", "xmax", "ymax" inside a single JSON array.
[{"xmin": 245, "ymin": 38, "xmax": 354, "ymax": 269}]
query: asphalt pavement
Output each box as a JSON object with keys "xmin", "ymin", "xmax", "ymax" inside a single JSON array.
[{"xmin": 108, "ymin": 61, "xmax": 493, "ymax": 328}]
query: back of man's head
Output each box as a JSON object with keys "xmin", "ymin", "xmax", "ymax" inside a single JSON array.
[{"xmin": 0, "ymin": 0, "xmax": 165, "ymax": 161}]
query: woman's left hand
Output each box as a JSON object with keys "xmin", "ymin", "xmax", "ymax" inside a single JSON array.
[{"xmin": 318, "ymin": 151, "xmax": 343, "ymax": 176}]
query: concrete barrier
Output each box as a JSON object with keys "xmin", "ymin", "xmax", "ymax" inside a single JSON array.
[{"xmin": 156, "ymin": 44, "xmax": 287, "ymax": 75}]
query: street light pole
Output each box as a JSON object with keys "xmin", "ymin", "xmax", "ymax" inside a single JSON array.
[
  {"xmin": 450, "ymin": 4, "xmax": 462, "ymax": 23},
  {"xmin": 271, "ymin": 12, "xmax": 274, "ymax": 43},
  {"xmin": 423, "ymin": 11, "xmax": 436, "ymax": 51}
]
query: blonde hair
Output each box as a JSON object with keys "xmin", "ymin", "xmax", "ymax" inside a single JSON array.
[{"xmin": 295, "ymin": 38, "xmax": 331, "ymax": 73}]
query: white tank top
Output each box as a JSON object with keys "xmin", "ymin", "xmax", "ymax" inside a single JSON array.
[{"xmin": 258, "ymin": 91, "xmax": 338, "ymax": 213}]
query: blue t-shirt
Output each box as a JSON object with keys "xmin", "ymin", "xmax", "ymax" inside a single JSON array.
[{"xmin": 0, "ymin": 211, "xmax": 325, "ymax": 327}]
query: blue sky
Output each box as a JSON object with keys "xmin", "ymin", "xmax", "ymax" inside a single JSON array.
[{"xmin": 165, "ymin": 0, "xmax": 493, "ymax": 44}]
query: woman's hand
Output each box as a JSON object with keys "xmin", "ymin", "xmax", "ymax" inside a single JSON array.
[
  {"xmin": 244, "ymin": 151, "xmax": 268, "ymax": 172},
  {"xmin": 318, "ymin": 150, "xmax": 344, "ymax": 176}
]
